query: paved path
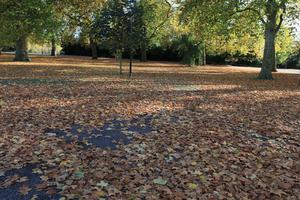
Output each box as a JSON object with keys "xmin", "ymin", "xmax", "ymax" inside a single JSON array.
[{"xmin": 277, "ymin": 69, "xmax": 300, "ymax": 74}]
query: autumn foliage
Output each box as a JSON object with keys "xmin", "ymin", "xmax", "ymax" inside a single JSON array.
[{"xmin": 0, "ymin": 55, "xmax": 299, "ymax": 199}]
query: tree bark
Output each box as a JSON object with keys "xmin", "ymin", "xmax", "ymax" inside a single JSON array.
[
  {"xmin": 116, "ymin": 50, "xmax": 123, "ymax": 75},
  {"xmin": 258, "ymin": 1, "xmax": 277, "ymax": 80},
  {"xmin": 51, "ymin": 38, "xmax": 56, "ymax": 56},
  {"xmin": 115, "ymin": 50, "xmax": 123, "ymax": 75},
  {"xmin": 258, "ymin": 28, "xmax": 276, "ymax": 80},
  {"xmin": 272, "ymin": 53, "xmax": 278, "ymax": 72},
  {"xmin": 203, "ymin": 42, "xmax": 206, "ymax": 65},
  {"xmin": 90, "ymin": 37, "xmax": 98, "ymax": 60},
  {"xmin": 14, "ymin": 35, "xmax": 30, "ymax": 61},
  {"xmin": 140, "ymin": 41, "xmax": 147, "ymax": 62},
  {"xmin": 129, "ymin": 50, "xmax": 133, "ymax": 77}
]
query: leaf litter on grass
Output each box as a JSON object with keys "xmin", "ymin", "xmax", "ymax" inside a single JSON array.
[{"xmin": 0, "ymin": 55, "xmax": 299, "ymax": 199}]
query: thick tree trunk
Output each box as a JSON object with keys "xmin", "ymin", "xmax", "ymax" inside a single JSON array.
[
  {"xmin": 258, "ymin": 29, "xmax": 276, "ymax": 80},
  {"xmin": 140, "ymin": 41, "xmax": 147, "ymax": 62},
  {"xmin": 51, "ymin": 38, "xmax": 56, "ymax": 56},
  {"xmin": 258, "ymin": 0, "xmax": 280, "ymax": 80},
  {"xmin": 90, "ymin": 37, "xmax": 98, "ymax": 60},
  {"xmin": 14, "ymin": 35, "xmax": 30, "ymax": 61}
]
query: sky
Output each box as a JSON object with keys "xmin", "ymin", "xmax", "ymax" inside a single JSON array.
[
  {"xmin": 295, "ymin": 20, "xmax": 300, "ymax": 41},
  {"xmin": 290, "ymin": 19, "xmax": 300, "ymax": 41}
]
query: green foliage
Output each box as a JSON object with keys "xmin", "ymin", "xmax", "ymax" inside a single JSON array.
[
  {"xmin": 178, "ymin": 0, "xmax": 235, "ymax": 65},
  {"xmin": 0, "ymin": 0, "xmax": 57, "ymax": 42},
  {"xmin": 179, "ymin": 0, "xmax": 299, "ymax": 73},
  {"xmin": 177, "ymin": 34, "xmax": 205, "ymax": 66},
  {"xmin": 180, "ymin": 0, "xmax": 231, "ymax": 39},
  {"xmin": 138, "ymin": 0, "xmax": 173, "ymax": 43},
  {"xmin": 56, "ymin": 0, "xmax": 105, "ymax": 44},
  {"xmin": 93, "ymin": 0, "xmax": 143, "ymax": 54},
  {"xmin": 281, "ymin": 52, "xmax": 300, "ymax": 69}
]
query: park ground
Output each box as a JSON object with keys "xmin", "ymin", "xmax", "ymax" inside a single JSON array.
[{"xmin": 0, "ymin": 54, "xmax": 299, "ymax": 199}]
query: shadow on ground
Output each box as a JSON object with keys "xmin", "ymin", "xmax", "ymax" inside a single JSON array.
[
  {"xmin": 44, "ymin": 112, "xmax": 178, "ymax": 150},
  {"xmin": 0, "ymin": 164, "xmax": 61, "ymax": 200}
]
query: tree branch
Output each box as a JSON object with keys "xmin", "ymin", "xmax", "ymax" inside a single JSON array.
[
  {"xmin": 233, "ymin": 2, "xmax": 266, "ymax": 24},
  {"xmin": 276, "ymin": 13, "xmax": 283, "ymax": 33},
  {"xmin": 275, "ymin": 1, "xmax": 287, "ymax": 33},
  {"xmin": 148, "ymin": 0, "xmax": 172, "ymax": 40}
]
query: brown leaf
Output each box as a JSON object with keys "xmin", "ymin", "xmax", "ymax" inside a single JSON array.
[
  {"xmin": 19, "ymin": 185, "xmax": 31, "ymax": 196},
  {"xmin": 0, "ymin": 175, "xmax": 19, "ymax": 188}
]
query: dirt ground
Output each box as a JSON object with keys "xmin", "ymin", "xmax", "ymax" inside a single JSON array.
[{"xmin": 0, "ymin": 54, "xmax": 299, "ymax": 199}]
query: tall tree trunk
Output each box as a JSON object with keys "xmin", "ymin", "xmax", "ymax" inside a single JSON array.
[
  {"xmin": 203, "ymin": 42, "xmax": 206, "ymax": 65},
  {"xmin": 119, "ymin": 57, "xmax": 123, "ymax": 75},
  {"xmin": 258, "ymin": 1, "xmax": 277, "ymax": 80},
  {"xmin": 51, "ymin": 38, "xmax": 56, "ymax": 56},
  {"xmin": 272, "ymin": 53, "xmax": 278, "ymax": 72},
  {"xmin": 90, "ymin": 37, "xmax": 98, "ymax": 60},
  {"xmin": 140, "ymin": 41, "xmax": 147, "ymax": 62},
  {"xmin": 129, "ymin": 50, "xmax": 133, "ymax": 77},
  {"xmin": 197, "ymin": 49, "xmax": 203, "ymax": 66},
  {"xmin": 258, "ymin": 28, "xmax": 276, "ymax": 80},
  {"xmin": 14, "ymin": 35, "xmax": 30, "ymax": 61},
  {"xmin": 116, "ymin": 50, "xmax": 123, "ymax": 75}
]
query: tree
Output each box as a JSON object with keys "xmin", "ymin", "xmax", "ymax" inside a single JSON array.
[
  {"xmin": 94, "ymin": 0, "xmax": 127, "ymax": 74},
  {"xmin": 0, "ymin": 21, "xmax": 13, "ymax": 55},
  {"xmin": 177, "ymin": 34, "xmax": 205, "ymax": 66},
  {"xmin": 49, "ymin": 2, "xmax": 65, "ymax": 57},
  {"xmin": 180, "ymin": 0, "xmax": 299, "ymax": 78},
  {"xmin": 94, "ymin": 0, "xmax": 142, "ymax": 75},
  {"xmin": 179, "ymin": 0, "xmax": 232, "ymax": 66},
  {"xmin": 138, "ymin": 0, "xmax": 173, "ymax": 62},
  {"xmin": 230, "ymin": 0, "xmax": 299, "ymax": 79},
  {"xmin": 0, "ymin": 0, "xmax": 57, "ymax": 61},
  {"xmin": 57, "ymin": 0, "xmax": 105, "ymax": 60}
]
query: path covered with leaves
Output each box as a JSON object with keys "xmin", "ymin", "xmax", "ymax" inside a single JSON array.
[{"xmin": 0, "ymin": 55, "xmax": 299, "ymax": 199}]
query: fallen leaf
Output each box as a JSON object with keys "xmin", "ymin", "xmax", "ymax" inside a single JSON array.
[
  {"xmin": 91, "ymin": 190, "xmax": 105, "ymax": 198},
  {"xmin": 19, "ymin": 185, "xmax": 31, "ymax": 196},
  {"xmin": 187, "ymin": 183, "xmax": 198, "ymax": 190},
  {"xmin": 74, "ymin": 169, "xmax": 84, "ymax": 179},
  {"xmin": 153, "ymin": 177, "xmax": 168, "ymax": 185},
  {"xmin": 97, "ymin": 181, "xmax": 109, "ymax": 188}
]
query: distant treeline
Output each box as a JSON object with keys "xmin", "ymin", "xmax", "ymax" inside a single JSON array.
[
  {"xmin": 61, "ymin": 42, "xmax": 182, "ymax": 62},
  {"xmin": 61, "ymin": 42, "xmax": 300, "ymax": 69}
]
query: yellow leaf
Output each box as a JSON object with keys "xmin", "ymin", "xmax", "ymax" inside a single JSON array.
[
  {"xmin": 191, "ymin": 161, "xmax": 197, "ymax": 166},
  {"xmin": 188, "ymin": 183, "xmax": 198, "ymax": 190},
  {"xmin": 92, "ymin": 190, "xmax": 105, "ymax": 197}
]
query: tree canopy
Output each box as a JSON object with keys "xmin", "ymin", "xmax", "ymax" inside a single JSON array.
[
  {"xmin": 0, "ymin": 0, "xmax": 299, "ymax": 79},
  {"xmin": 0, "ymin": 0, "xmax": 58, "ymax": 60}
]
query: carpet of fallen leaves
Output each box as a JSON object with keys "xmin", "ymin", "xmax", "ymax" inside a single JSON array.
[{"xmin": 0, "ymin": 54, "xmax": 299, "ymax": 200}]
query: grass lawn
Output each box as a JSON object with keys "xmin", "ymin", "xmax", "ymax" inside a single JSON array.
[{"xmin": 0, "ymin": 54, "xmax": 299, "ymax": 199}]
